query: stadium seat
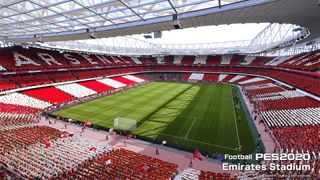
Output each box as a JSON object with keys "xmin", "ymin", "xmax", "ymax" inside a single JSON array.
[
  {"xmin": 79, "ymin": 80, "xmax": 114, "ymax": 93},
  {"xmin": 97, "ymin": 78, "xmax": 127, "ymax": 88},
  {"xmin": 203, "ymin": 73, "xmax": 219, "ymax": 81},
  {"xmin": 71, "ymin": 148, "xmax": 178, "ymax": 180},
  {"xmin": 55, "ymin": 83, "xmax": 97, "ymax": 98},
  {"xmin": 0, "ymin": 78, "xmax": 18, "ymax": 91},
  {"xmin": 112, "ymin": 76, "xmax": 137, "ymax": 86},
  {"xmin": 21, "ymin": 87, "xmax": 75, "ymax": 104},
  {"xmin": 0, "ymin": 93, "xmax": 52, "ymax": 109}
]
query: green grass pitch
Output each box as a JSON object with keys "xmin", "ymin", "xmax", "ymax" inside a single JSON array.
[{"xmin": 55, "ymin": 82, "xmax": 256, "ymax": 154}]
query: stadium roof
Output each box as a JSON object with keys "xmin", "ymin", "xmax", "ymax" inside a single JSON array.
[
  {"xmin": 1, "ymin": 0, "xmax": 319, "ymax": 43},
  {"xmin": 0, "ymin": 0, "xmax": 243, "ymax": 41}
]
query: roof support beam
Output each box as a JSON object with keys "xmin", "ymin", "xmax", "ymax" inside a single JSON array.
[
  {"xmin": 72, "ymin": 0, "xmax": 117, "ymax": 25},
  {"xmin": 118, "ymin": 0, "xmax": 145, "ymax": 21},
  {"xmin": 167, "ymin": 0, "xmax": 178, "ymax": 15}
]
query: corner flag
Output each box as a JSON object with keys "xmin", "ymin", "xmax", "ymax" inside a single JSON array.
[{"xmin": 194, "ymin": 150, "xmax": 203, "ymax": 161}]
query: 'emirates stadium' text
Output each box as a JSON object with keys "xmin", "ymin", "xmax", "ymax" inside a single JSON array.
[{"xmin": 222, "ymin": 163, "xmax": 310, "ymax": 171}]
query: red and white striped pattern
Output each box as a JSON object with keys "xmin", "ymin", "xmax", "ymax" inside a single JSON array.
[
  {"xmin": 122, "ymin": 75, "xmax": 145, "ymax": 83},
  {"xmin": 0, "ymin": 92, "xmax": 52, "ymax": 109},
  {"xmin": 55, "ymin": 83, "xmax": 97, "ymax": 98},
  {"xmin": 98, "ymin": 78, "xmax": 127, "ymax": 88}
]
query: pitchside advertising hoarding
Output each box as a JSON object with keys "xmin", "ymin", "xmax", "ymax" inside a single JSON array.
[{"xmin": 222, "ymin": 153, "xmax": 313, "ymax": 177}]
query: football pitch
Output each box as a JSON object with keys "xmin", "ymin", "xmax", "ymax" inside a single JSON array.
[{"xmin": 55, "ymin": 82, "xmax": 256, "ymax": 154}]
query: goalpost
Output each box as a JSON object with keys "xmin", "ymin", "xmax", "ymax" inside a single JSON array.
[{"xmin": 114, "ymin": 117, "xmax": 137, "ymax": 132}]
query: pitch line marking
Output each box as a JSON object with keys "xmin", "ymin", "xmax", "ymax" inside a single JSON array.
[
  {"xmin": 135, "ymin": 126, "xmax": 240, "ymax": 152},
  {"xmin": 231, "ymin": 88, "xmax": 241, "ymax": 149},
  {"xmin": 184, "ymin": 117, "xmax": 197, "ymax": 139},
  {"xmin": 160, "ymin": 132, "xmax": 240, "ymax": 152}
]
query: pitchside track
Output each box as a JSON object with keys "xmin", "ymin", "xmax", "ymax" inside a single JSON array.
[{"xmin": 55, "ymin": 82, "xmax": 256, "ymax": 154}]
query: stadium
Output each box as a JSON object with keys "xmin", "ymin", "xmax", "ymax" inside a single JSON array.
[{"xmin": 0, "ymin": 0, "xmax": 319, "ymax": 179}]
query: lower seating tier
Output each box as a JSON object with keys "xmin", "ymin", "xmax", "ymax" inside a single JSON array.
[
  {"xmin": 21, "ymin": 87, "xmax": 75, "ymax": 104},
  {"xmin": 272, "ymin": 125, "xmax": 320, "ymax": 154},
  {"xmin": 260, "ymin": 107, "xmax": 320, "ymax": 127},
  {"xmin": 79, "ymin": 80, "xmax": 114, "ymax": 93},
  {"xmin": 112, "ymin": 76, "xmax": 137, "ymax": 85},
  {"xmin": 70, "ymin": 148, "xmax": 178, "ymax": 180},
  {"xmin": 55, "ymin": 83, "xmax": 97, "ymax": 98},
  {"xmin": 258, "ymin": 97, "xmax": 320, "ymax": 111},
  {"xmin": 0, "ymin": 126, "xmax": 62, "ymax": 153},
  {"xmin": 0, "ymin": 103, "xmax": 40, "ymax": 114}
]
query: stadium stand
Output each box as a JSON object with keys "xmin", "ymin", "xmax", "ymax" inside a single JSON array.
[
  {"xmin": 202, "ymin": 73, "xmax": 219, "ymax": 81},
  {"xmin": 98, "ymin": 78, "xmax": 127, "ymax": 88},
  {"xmin": 246, "ymin": 86, "xmax": 284, "ymax": 95},
  {"xmin": 206, "ymin": 55, "xmax": 221, "ymax": 65},
  {"xmin": 228, "ymin": 75, "xmax": 245, "ymax": 83},
  {"xmin": 0, "ymin": 103, "xmax": 40, "ymax": 115},
  {"xmin": 0, "ymin": 47, "xmax": 319, "ymax": 72},
  {"xmin": 183, "ymin": 73, "xmax": 191, "ymax": 81},
  {"xmin": 0, "ymin": 78, "xmax": 18, "ymax": 92},
  {"xmin": 91, "ymin": 69, "xmax": 109, "ymax": 77},
  {"xmin": 194, "ymin": 56, "xmax": 207, "ymax": 65},
  {"xmin": 221, "ymin": 74, "xmax": 236, "ymax": 82},
  {"xmin": 200, "ymin": 170, "xmax": 232, "ymax": 180},
  {"xmin": 79, "ymin": 80, "xmax": 114, "ymax": 93},
  {"xmin": 0, "ymin": 46, "xmax": 319, "ymax": 97},
  {"xmin": 0, "ymin": 101, "xmax": 40, "ymax": 129},
  {"xmin": 260, "ymin": 107, "xmax": 320, "ymax": 127},
  {"xmin": 49, "ymin": 72, "xmax": 77, "ymax": 83},
  {"xmin": 0, "ymin": 93, "xmax": 52, "ymax": 109},
  {"xmin": 239, "ymin": 79, "xmax": 273, "ymax": 86},
  {"xmin": 139, "ymin": 72, "xmax": 185, "ymax": 81},
  {"xmin": 232, "ymin": 75, "xmax": 253, "ymax": 84},
  {"xmin": 111, "ymin": 76, "xmax": 137, "ymax": 86},
  {"xmin": 55, "ymin": 83, "xmax": 97, "ymax": 98},
  {"xmin": 242, "ymin": 83, "xmax": 279, "ymax": 90},
  {"xmin": 21, "ymin": 87, "xmax": 75, "ymax": 104},
  {"xmin": 0, "ymin": 113, "xmax": 38, "ymax": 130},
  {"xmin": 177, "ymin": 168, "xmax": 232, "ymax": 180},
  {"xmin": 72, "ymin": 71, "xmax": 96, "ymax": 79},
  {"xmin": 71, "ymin": 148, "xmax": 178, "ymax": 180},
  {"xmin": 131, "ymin": 74, "xmax": 148, "ymax": 81},
  {"xmin": 1, "ymin": 136, "xmax": 111, "ymax": 179},
  {"xmin": 122, "ymin": 75, "xmax": 145, "ymax": 83},
  {"xmin": 0, "ymin": 126, "xmax": 61, "ymax": 152},
  {"xmin": 234, "ymin": 125, "xmax": 320, "ymax": 178},
  {"xmin": 188, "ymin": 73, "xmax": 204, "ymax": 81},
  {"xmin": 220, "ymin": 55, "xmax": 233, "ymax": 65},
  {"xmin": 0, "ymin": 65, "xmax": 6, "ymax": 71},
  {"xmin": 257, "ymin": 97, "xmax": 320, "ymax": 110},
  {"xmin": 14, "ymin": 74, "xmax": 53, "ymax": 88},
  {"xmin": 272, "ymin": 126, "xmax": 319, "ymax": 154}
]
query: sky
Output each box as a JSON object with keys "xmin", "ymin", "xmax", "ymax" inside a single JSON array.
[{"xmin": 130, "ymin": 23, "xmax": 270, "ymax": 44}]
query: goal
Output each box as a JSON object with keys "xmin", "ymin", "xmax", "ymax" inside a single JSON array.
[{"xmin": 114, "ymin": 117, "xmax": 137, "ymax": 131}]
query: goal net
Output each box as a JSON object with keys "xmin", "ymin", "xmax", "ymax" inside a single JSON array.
[{"xmin": 114, "ymin": 117, "xmax": 137, "ymax": 131}]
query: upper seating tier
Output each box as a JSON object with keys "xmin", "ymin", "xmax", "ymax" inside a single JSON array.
[
  {"xmin": 0, "ymin": 46, "xmax": 319, "ymax": 72},
  {"xmin": 0, "ymin": 45, "xmax": 319, "ymax": 96}
]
